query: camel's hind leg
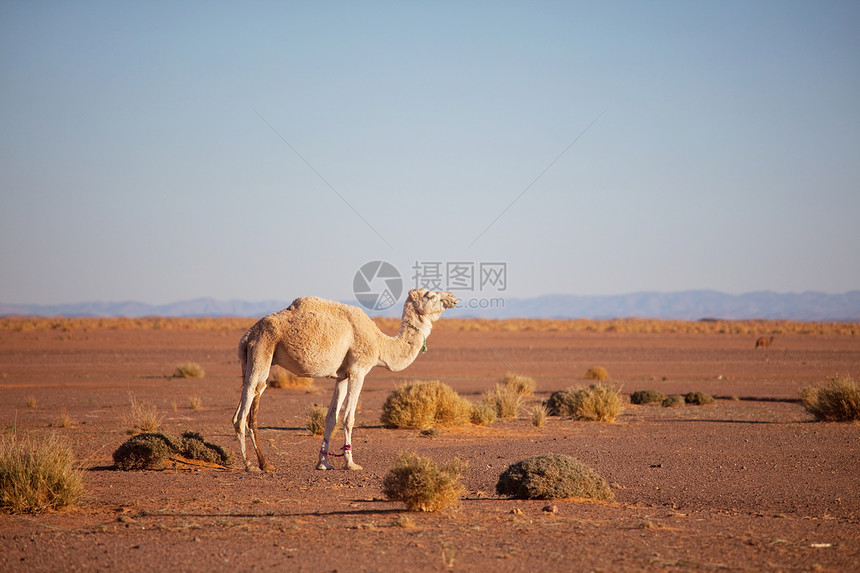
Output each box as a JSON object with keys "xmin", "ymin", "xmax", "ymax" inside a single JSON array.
[
  {"xmin": 233, "ymin": 355, "xmax": 271, "ymax": 472},
  {"xmin": 248, "ymin": 391, "xmax": 274, "ymax": 472}
]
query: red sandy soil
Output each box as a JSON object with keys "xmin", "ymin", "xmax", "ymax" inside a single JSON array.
[{"xmin": 1, "ymin": 321, "xmax": 859, "ymax": 572}]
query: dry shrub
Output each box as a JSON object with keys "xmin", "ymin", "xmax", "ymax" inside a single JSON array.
[
  {"xmin": 380, "ymin": 381, "xmax": 472, "ymax": 429},
  {"xmin": 470, "ymin": 403, "xmax": 498, "ymax": 426},
  {"xmin": 305, "ymin": 404, "xmax": 327, "ymax": 436},
  {"xmin": 496, "ymin": 454, "xmax": 613, "ymax": 501},
  {"xmin": 125, "ymin": 394, "xmax": 163, "ymax": 433},
  {"xmin": 113, "ymin": 431, "xmax": 230, "ymax": 470},
  {"xmin": 530, "ymin": 404, "xmax": 548, "ymax": 427},
  {"xmin": 585, "ymin": 366, "xmax": 609, "ymax": 381},
  {"xmin": 25, "ymin": 396, "xmax": 37, "ymax": 409},
  {"xmin": 382, "ymin": 451, "xmax": 466, "ymax": 512},
  {"xmin": 661, "ymin": 394, "xmax": 685, "ymax": 408},
  {"xmin": 630, "ymin": 389, "xmax": 666, "ymax": 405},
  {"xmin": 545, "ymin": 384, "xmax": 624, "ymax": 422},
  {"xmin": 189, "ymin": 395, "xmax": 203, "ymax": 410},
  {"xmin": 54, "ymin": 409, "xmax": 72, "ymax": 428},
  {"xmin": 483, "ymin": 384, "xmax": 523, "ymax": 418},
  {"xmin": 801, "ymin": 376, "xmax": 860, "ymax": 422},
  {"xmin": 0, "ymin": 431, "xmax": 84, "ymax": 513},
  {"xmin": 501, "ymin": 372, "xmax": 536, "ymax": 396},
  {"xmin": 267, "ymin": 366, "xmax": 316, "ymax": 392},
  {"xmin": 685, "ymin": 391, "xmax": 715, "ymax": 406},
  {"xmin": 174, "ymin": 362, "xmax": 205, "ymax": 379}
]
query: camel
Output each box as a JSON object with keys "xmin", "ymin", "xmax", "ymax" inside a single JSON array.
[
  {"xmin": 755, "ymin": 336, "xmax": 774, "ymax": 349},
  {"xmin": 232, "ymin": 288, "xmax": 458, "ymax": 472}
]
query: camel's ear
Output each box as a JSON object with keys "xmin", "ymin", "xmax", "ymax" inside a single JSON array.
[
  {"xmin": 409, "ymin": 289, "xmax": 428, "ymax": 302},
  {"xmin": 440, "ymin": 292, "xmax": 458, "ymax": 309}
]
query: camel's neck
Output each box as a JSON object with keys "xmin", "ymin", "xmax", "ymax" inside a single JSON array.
[{"xmin": 378, "ymin": 305, "xmax": 433, "ymax": 372}]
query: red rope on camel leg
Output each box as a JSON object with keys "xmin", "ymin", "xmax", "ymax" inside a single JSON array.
[{"xmin": 320, "ymin": 444, "xmax": 352, "ymax": 458}]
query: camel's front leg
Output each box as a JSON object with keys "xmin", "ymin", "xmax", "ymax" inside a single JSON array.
[
  {"xmin": 341, "ymin": 375, "xmax": 365, "ymax": 470},
  {"xmin": 316, "ymin": 377, "xmax": 348, "ymax": 470}
]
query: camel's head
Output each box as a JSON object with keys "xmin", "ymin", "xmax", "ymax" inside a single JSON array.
[{"xmin": 408, "ymin": 289, "xmax": 458, "ymax": 320}]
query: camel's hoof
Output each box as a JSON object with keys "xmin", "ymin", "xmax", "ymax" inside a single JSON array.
[
  {"xmin": 244, "ymin": 466, "xmax": 260, "ymax": 473},
  {"xmin": 316, "ymin": 461, "xmax": 333, "ymax": 471},
  {"xmin": 346, "ymin": 463, "xmax": 363, "ymax": 471},
  {"xmin": 261, "ymin": 464, "xmax": 275, "ymax": 473}
]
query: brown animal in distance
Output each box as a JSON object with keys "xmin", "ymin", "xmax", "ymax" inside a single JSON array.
[{"xmin": 755, "ymin": 336, "xmax": 774, "ymax": 349}]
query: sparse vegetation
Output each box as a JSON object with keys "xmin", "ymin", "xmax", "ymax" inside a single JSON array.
[
  {"xmin": 469, "ymin": 403, "xmax": 497, "ymax": 426},
  {"xmin": 382, "ymin": 451, "xmax": 466, "ymax": 512},
  {"xmin": 305, "ymin": 404, "xmax": 327, "ymax": 436},
  {"xmin": 25, "ymin": 396, "xmax": 37, "ymax": 408},
  {"xmin": 113, "ymin": 431, "xmax": 230, "ymax": 470},
  {"xmin": 530, "ymin": 404, "xmax": 548, "ymax": 427},
  {"xmin": 174, "ymin": 362, "xmax": 205, "ymax": 379},
  {"xmin": 125, "ymin": 394, "xmax": 163, "ymax": 433},
  {"xmin": 685, "ymin": 391, "xmax": 715, "ymax": 406},
  {"xmin": 380, "ymin": 381, "xmax": 472, "ymax": 429},
  {"xmin": 585, "ymin": 366, "xmax": 609, "ymax": 381},
  {"xmin": 0, "ymin": 431, "xmax": 84, "ymax": 513},
  {"xmin": 267, "ymin": 366, "xmax": 316, "ymax": 392},
  {"xmin": 545, "ymin": 383, "xmax": 624, "ymax": 422},
  {"xmin": 482, "ymin": 383, "xmax": 523, "ymax": 418},
  {"xmin": 496, "ymin": 454, "xmax": 614, "ymax": 501},
  {"xmin": 54, "ymin": 409, "xmax": 72, "ymax": 428},
  {"xmin": 189, "ymin": 395, "xmax": 203, "ymax": 410},
  {"xmin": 630, "ymin": 389, "xmax": 666, "ymax": 405},
  {"xmin": 801, "ymin": 376, "xmax": 860, "ymax": 422},
  {"xmin": 661, "ymin": 394, "xmax": 685, "ymax": 408},
  {"xmin": 501, "ymin": 372, "xmax": 536, "ymax": 397}
]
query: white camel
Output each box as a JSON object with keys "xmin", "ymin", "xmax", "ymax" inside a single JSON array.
[{"xmin": 232, "ymin": 288, "xmax": 458, "ymax": 472}]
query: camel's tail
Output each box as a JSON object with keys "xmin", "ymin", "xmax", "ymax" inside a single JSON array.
[{"xmin": 238, "ymin": 333, "xmax": 250, "ymax": 382}]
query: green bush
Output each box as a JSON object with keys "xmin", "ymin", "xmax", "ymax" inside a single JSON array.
[
  {"xmin": 684, "ymin": 391, "xmax": 715, "ymax": 406},
  {"xmin": 496, "ymin": 454, "xmax": 613, "ymax": 501},
  {"xmin": 630, "ymin": 389, "xmax": 666, "ymax": 405}
]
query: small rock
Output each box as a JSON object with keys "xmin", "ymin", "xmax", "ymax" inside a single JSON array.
[{"xmin": 542, "ymin": 505, "xmax": 558, "ymax": 514}]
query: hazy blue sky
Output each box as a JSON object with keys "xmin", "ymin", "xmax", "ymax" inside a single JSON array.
[{"xmin": 2, "ymin": 1, "xmax": 858, "ymax": 307}]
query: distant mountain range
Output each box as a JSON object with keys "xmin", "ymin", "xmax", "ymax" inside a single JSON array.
[{"xmin": 2, "ymin": 290, "xmax": 859, "ymax": 321}]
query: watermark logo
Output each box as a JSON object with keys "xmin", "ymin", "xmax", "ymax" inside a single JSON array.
[
  {"xmin": 412, "ymin": 261, "xmax": 507, "ymax": 292},
  {"xmin": 353, "ymin": 261, "xmax": 403, "ymax": 311}
]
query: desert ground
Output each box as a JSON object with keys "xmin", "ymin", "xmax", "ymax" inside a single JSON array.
[{"xmin": 1, "ymin": 317, "xmax": 858, "ymax": 572}]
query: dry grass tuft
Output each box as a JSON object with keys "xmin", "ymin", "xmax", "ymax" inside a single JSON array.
[
  {"xmin": 189, "ymin": 395, "xmax": 203, "ymax": 411},
  {"xmin": 482, "ymin": 384, "xmax": 523, "ymax": 418},
  {"xmin": 501, "ymin": 372, "xmax": 536, "ymax": 397},
  {"xmin": 0, "ymin": 431, "xmax": 84, "ymax": 513},
  {"xmin": 382, "ymin": 451, "xmax": 467, "ymax": 512},
  {"xmin": 174, "ymin": 362, "xmax": 205, "ymax": 379},
  {"xmin": 470, "ymin": 403, "xmax": 498, "ymax": 426},
  {"xmin": 801, "ymin": 376, "xmax": 860, "ymax": 422},
  {"xmin": 684, "ymin": 391, "xmax": 716, "ymax": 406},
  {"xmin": 545, "ymin": 383, "xmax": 625, "ymax": 422},
  {"xmin": 124, "ymin": 393, "xmax": 164, "ymax": 433},
  {"xmin": 54, "ymin": 409, "xmax": 72, "ymax": 428},
  {"xmin": 585, "ymin": 366, "xmax": 609, "ymax": 382},
  {"xmin": 496, "ymin": 454, "xmax": 614, "ymax": 501},
  {"xmin": 25, "ymin": 396, "xmax": 37, "ymax": 409},
  {"xmin": 530, "ymin": 404, "xmax": 548, "ymax": 427},
  {"xmin": 305, "ymin": 404, "xmax": 327, "ymax": 436},
  {"xmin": 661, "ymin": 394, "xmax": 685, "ymax": 408},
  {"xmin": 380, "ymin": 381, "xmax": 472, "ymax": 429},
  {"xmin": 630, "ymin": 389, "xmax": 666, "ymax": 405}
]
